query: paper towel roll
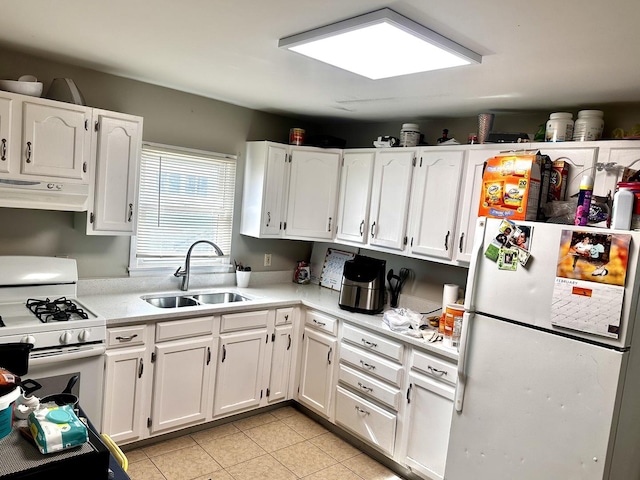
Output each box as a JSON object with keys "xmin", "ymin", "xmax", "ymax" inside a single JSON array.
[{"xmin": 442, "ymin": 284, "xmax": 460, "ymax": 310}]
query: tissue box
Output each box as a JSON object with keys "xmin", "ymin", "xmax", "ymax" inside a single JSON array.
[{"xmin": 28, "ymin": 405, "xmax": 88, "ymax": 454}]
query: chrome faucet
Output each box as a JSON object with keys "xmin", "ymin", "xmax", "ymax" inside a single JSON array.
[{"xmin": 174, "ymin": 240, "xmax": 224, "ymax": 291}]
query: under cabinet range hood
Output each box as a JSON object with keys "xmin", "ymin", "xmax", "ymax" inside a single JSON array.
[{"xmin": 0, "ymin": 178, "xmax": 90, "ymax": 211}]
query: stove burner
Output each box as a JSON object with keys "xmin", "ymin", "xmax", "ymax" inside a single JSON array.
[{"xmin": 26, "ymin": 297, "xmax": 89, "ymax": 323}]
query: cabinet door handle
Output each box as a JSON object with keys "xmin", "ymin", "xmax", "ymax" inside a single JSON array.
[
  {"xmin": 313, "ymin": 319, "xmax": 326, "ymax": 327},
  {"xmin": 370, "ymin": 221, "xmax": 376, "ymax": 238},
  {"xmin": 354, "ymin": 405, "xmax": 370, "ymax": 415},
  {"xmin": 407, "ymin": 383, "xmax": 413, "ymax": 403},
  {"xmin": 327, "ymin": 347, "xmax": 332, "ymax": 365},
  {"xmin": 357, "ymin": 382, "xmax": 373, "ymax": 393},
  {"xmin": 206, "ymin": 346, "xmax": 211, "ymax": 365},
  {"xmin": 222, "ymin": 345, "xmax": 227, "ymax": 363},
  {"xmin": 444, "ymin": 230, "xmax": 450, "ymax": 251},
  {"xmin": 26, "ymin": 141, "xmax": 32, "ymax": 163},
  {"xmin": 284, "ymin": 314, "xmax": 289, "ymax": 322},
  {"xmin": 138, "ymin": 358, "xmax": 144, "ymax": 378},
  {"xmin": 327, "ymin": 217, "xmax": 332, "ymax": 232},
  {"xmin": 128, "ymin": 204, "xmax": 133, "ymax": 222},
  {"xmin": 266, "ymin": 211, "xmax": 271, "ymax": 227},
  {"xmin": 459, "ymin": 232, "xmax": 465, "ymax": 253},
  {"xmin": 428, "ymin": 366, "xmax": 447, "ymax": 376},
  {"xmin": 361, "ymin": 338, "xmax": 377, "ymax": 348},
  {"xmin": 1, "ymin": 139, "xmax": 6, "ymax": 161},
  {"xmin": 287, "ymin": 334, "xmax": 292, "ymax": 350},
  {"xmin": 360, "ymin": 360, "xmax": 375, "ymax": 370},
  {"xmin": 359, "ymin": 220, "xmax": 364, "ymax": 236},
  {"xmin": 115, "ymin": 334, "xmax": 138, "ymax": 342}
]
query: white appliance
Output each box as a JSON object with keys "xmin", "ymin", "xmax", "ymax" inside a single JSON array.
[
  {"xmin": 446, "ymin": 218, "xmax": 640, "ymax": 480},
  {"xmin": 0, "ymin": 256, "xmax": 106, "ymax": 427}
]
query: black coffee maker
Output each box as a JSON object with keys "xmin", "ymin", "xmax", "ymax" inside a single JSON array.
[{"xmin": 338, "ymin": 255, "xmax": 386, "ymax": 314}]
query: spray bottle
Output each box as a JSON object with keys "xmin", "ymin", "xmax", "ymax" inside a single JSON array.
[{"xmin": 575, "ymin": 174, "xmax": 594, "ymax": 226}]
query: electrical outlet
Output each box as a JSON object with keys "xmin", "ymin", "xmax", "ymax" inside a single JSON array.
[{"xmin": 264, "ymin": 253, "xmax": 272, "ymax": 267}]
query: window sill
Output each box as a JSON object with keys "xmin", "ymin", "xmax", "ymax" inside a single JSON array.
[{"xmin": 128, "ymin": 264, "xmax": 234, "ymax": 277}]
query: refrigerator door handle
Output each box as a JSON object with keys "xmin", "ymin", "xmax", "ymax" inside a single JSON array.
[
  {"xmin": 454, "ymin": 311, "xmax": 473, "ymax": 413},
  {"xmin": 463, "ymin": 217, "xmax": 487, "ymax": 312}
]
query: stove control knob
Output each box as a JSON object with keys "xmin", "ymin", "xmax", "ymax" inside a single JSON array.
[
  {"xmin": 78, "ymin": 329, "xmax": 91, "ymax": 342},
  {"xmin": 21, "ymin": 335, "xmax": 36, "ymax": 346},
  {"xmin": 60, "ymin": 331, "xmax": 73, "ymax": 345}
]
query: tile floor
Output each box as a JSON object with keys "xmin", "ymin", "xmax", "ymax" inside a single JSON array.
[{"xmin": 123, "ymin": 406, "xmax": 406, "ymax": 480}]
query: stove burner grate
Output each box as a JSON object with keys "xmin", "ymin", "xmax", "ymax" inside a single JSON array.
[{"xmin": 26, "ymin": 297, "xmax": 89, "ymax": 323}]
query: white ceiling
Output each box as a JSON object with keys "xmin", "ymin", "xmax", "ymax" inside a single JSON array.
[{"xmin": 2, "ymin": 0, "xmax": 640, "ymax": 122}]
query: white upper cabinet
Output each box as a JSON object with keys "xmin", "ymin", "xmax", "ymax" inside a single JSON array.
[
  {"xmin": 87, "ymin": 109, "xmax": 143, "ymax": 235},
  {"xmin": 0, "ymin": 96, "xmax": 12, "ymax": 174},
  {"xmin": 368, "ymin": 148, "xmax": 416, "ymax": 251},
  {"xmin": 240, "ymin": 141, "xmax": 289, "ymax": 238},
  {"xmin": 335, "ymin": 150, "xmax": 375, "ymax": 245},
  {"xmin": 285, "ymin": 147, "xmax": 341, "ymax": 240},
  {"xmin": 407, "ymin": 149, "xmax": 464, "ymax": 260}
]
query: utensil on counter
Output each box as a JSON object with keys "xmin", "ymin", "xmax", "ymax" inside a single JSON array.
[{"xmin": 387, "ymin": 268, "xmax": 411, "ymax": 308}]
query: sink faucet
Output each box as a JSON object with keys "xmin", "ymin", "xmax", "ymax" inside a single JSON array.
[{"xmin": 174, "ymin": 240, "xmax": 224, "ymax": 291}]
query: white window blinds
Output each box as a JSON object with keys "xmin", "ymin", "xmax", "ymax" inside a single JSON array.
[{"xmin": 135, "ymin": 144, "xmax": 236, "ymax": 264}]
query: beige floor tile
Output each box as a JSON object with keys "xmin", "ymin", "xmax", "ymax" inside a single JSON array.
[
  {"xmin": 198, "ymin": 431, "xmax": 266, "ymax": 468},
  {"xmin": 244, "ymin": 420, "xmax": 305, "ymax": 452},
  {"xmin": 342, "ymin": 453, "xmax": 404, "ymax": 480},
  {"xmin": 309, "ymin": 432, "xmax": 361, "ymax": 462},
  {"xmin": 303, "ymin": 463, "xmax": 365, "ymax": 480},
  {"xmin": 226, "ymin": 454, "xmax": 297, "ymax": 480},
  {"xmin": 126, "ymin": 458, "xmax": 166, "ymax": 480},
  {"xmin": 272, "ymin": 440, "xmax": 337, "ymax": 477},
  {"xmin": 151, "ymin": 444, "xmax": 222, "ymax": 480},
  {"xmin": 232, "ymin": 411, "xmax": 278, "ymax": 431},
  {"xmin": 191, "ymin": 422, "xmax": 240, "ymax": 444},
  {"xmin": 280, "ymin": 411, "xmax": 328, "ymax": 439},
  {"xmin": 270, "ymin": 405, "xmax": 298, "ymax": 419},
  {"xmin": 142, "ymin": 434, "xmax": 196, "ymax": 457},
  {"xmin": 192, "ymin": 471, "xmax": 234, "ymax": 480},
  {"xmin": 125, "ymin": 448, "xmax": 149, "ymax": 463}
]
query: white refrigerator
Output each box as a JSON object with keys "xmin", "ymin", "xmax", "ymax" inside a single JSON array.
[{"xmin": 445, "ymin": 217, "xmax": 640, "ymax": 480}]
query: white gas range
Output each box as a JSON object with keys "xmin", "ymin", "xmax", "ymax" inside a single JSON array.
[{"xmin": 0, "ymin": 256, "xmax": 106, "ymax": 427}]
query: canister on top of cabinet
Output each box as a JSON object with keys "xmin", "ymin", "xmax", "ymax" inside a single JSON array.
[
  {"xmin": 572, "ymin": 110, "xmax": 604, "ymax": 141},
  {"xmin": 399, "ymin": 123, "xmax": 420, "ymax": 147},
  {"xmin": 545, "ymin": 112, "xmax": 573, "ymax": 142}
]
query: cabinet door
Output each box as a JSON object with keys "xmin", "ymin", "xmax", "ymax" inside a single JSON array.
[
  {"xmin": 90, "ymin": 110, "xmax": 142, "ymax": 234},
  {"xmin": 404, "ymin": 371, "xmax": 455, "ymax": 480},
  {"xmin": 102, "ymin": 347, "xmax": 148, "ymax": 444},
  {"xmin": 0, "ymin": 96, "xmax": 12, "ymax": 174},
  {"xmin": 266, "ymin": 324, "xmax": 293, "ymax": 404},
  {"xmin": 214, "ymin": 329, "xmax": 267, "ymax": 417},
  {"xmin": 285, "ymin": 148, "xmax": 341, "ymax": 240},
  {"xmin": 21, "ymin": 100, "xmax": 91, "ymax": 181},
  {"xmin": 262, "ymin": 144, "xmax": 289, "ymax": 236},
  {"xmin": 408, "ymin": 150, "xmax": 464, "ymax": 260},
  {"xmin": 595, "ymin": 145, "xmax": 640, "ymax": 196},
  {"xmin": 150, "ymin": 336, "xmax": 214, "ymax": 434},
  {"xmin": 369, "ymin": 149, "xmax": 415, "ymax": 251},
  {"xmin": 298, "ymin": 327, "xmax": 337, "ymax": 417},
  {"xmin": 539, "ymin": 146, "xmax": 598, "ymax": 198},
  {"xmin": 455, "ymin": 150, "xmax": 490, "ymax": 263},
  {"xmin": 335, "ymin": 150, "xmax": 375, "ymax": 244}
]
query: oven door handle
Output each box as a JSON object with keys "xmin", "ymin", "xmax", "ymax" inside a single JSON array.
[{"xmin": 29, "ymin": 345, "xmax": 106, "ymax": 366}]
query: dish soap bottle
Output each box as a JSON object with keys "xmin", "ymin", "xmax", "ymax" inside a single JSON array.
[{"xmin": 575, "ymin": 175, "xmax": 594, "ymax": 226}]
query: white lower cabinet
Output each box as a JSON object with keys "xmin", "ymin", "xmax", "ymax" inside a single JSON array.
[{"xmin": 266, "ymin": 323, "xmax": 294, "ymax": 404}]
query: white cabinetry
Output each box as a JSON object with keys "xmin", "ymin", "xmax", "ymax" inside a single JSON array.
[
  {"xmin": 85, "ymin": 109, "xmax": 143, "ymax": 235},
  {"xmin": 102, "ymin": 324, "xmax": 150, "ymax": 444},
  {"xmin": 149, "ymin": 316, "xmax": 216, "ymax": 435},
  {"xmin": 298, "ymin": 310, "xmax": 338, "ymax": 418},
  {"xmin": 266, "ymin": 307, "xmax": 295, "ymax": 404},
  {"xmin": 0, "ymin": 96, "xmax": 13, "ymax": 173},
  {"xmin": 408, "ymin": 149, "xmax": 464, "ymax": 260},
  {"xmin": 335, "ymin": 149, "xmax": 375, "ymax": 244},
  {"xmin": 368, "ymin": 148, "xmax": 416, "ymax": 251},
  {"xmin": 402, "ymin": 350, "xmax": 456, "ymax": 480}
]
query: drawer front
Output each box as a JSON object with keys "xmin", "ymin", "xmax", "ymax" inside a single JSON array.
[
  {"xmin": 335, "ymin": 386, "xmax": 396, "ymax": 457},
  {"xmin": 412, "ymin": 349, "xmax": 457, "ymax": 386},
  {"xmin": 107, "ymin": 325, "xmax": 147, "ymax": 348},
  {"xmin": 338, "ymin": 364, "xmax": 401, "ymax": 411},
  {"xmin": 342, "ymin": 323, "xmax": 404, "ymax": 362},
  {"xmin": 275, "ymin": 307, "xmax": 294, "ymax": 326},
  {"xmin": 220, "ymin": 310, "xmax": 269, "ymax": 333},
  {"xmin": 340, "ymin": 343, "xmax": 403, "ymax": 387},
  {"xmin": 305, "ymin": 310, "xmax": 338, "ymax": 336},
  {"xmin": 156, "ymin": 316, "xmax": 215, "ymax": 342}
]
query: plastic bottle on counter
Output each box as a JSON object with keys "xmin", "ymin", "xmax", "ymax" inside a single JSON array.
[
  {"xmin": 545, "ymin": 112, "xmax": 574, "ymax": 142},
  {"xmin": 574, "ymin": 174, "xmax": 593, "ymax": 226},
  {"xmin": 573, "ymin": 110, "xmax": 604, "ymax": 141},
  {"xmin": 611, "ymin": 187, "xmax": 634, "ymax": 230}
]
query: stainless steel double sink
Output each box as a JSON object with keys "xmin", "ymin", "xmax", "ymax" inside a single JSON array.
[{"xmin": 142, "ymin": 292, "xmax": 250, "ymax": 308}]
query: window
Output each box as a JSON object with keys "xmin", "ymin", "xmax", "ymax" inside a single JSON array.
[{"xmin": 129, "ymin": 142, "xmax": 236, "ymax": 273}]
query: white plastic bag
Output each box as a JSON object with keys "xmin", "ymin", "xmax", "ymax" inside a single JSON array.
[{"xmin": 382, "ymin": 308, "xmax": 423, "ymax": 338}]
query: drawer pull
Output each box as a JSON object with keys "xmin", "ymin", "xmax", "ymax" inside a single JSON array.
[
  {"xmin": 115, "ymin": 334, "xmax": 138, "ymax": 342},
  {"xmin": 354, "ymin": 406, "xmax": 370, "ymax": 416},
  {"xmin": 428, "ymin": 366, "xmax": 447, "ymax": 376},
  {"xmin": 360, "ymin": 360, "xmax": 376, "ymax": 370},
  {"xmin": 357, "ymin": 382, "xmax": 373, "ymax": 393},
  {"xmin": 361, "ymin": 338, "xmax": 377, "ymax": 348},
  {"xmin": 313, "ymin": 319, "xmax": 326, "ymax": 326}
]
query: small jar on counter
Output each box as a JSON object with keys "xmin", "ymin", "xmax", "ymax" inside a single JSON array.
[
  {"xmin": 545, "ymin": 112, "xmax": 574, "ymax": 142},
  {"xmin": 573, "ymin": 110, "xmax": 604, "ymax": 141}
]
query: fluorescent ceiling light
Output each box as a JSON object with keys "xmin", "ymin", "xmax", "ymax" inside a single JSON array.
[{"xmin": 278, "ymin": 8, "xmax": 481, "ymax": 80}]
